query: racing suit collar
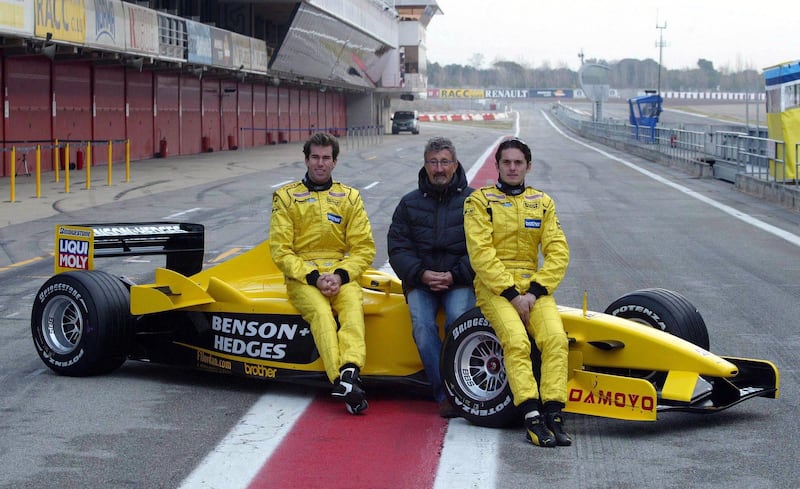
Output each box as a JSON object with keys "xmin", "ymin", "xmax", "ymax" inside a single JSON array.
[
  {"xmin": 496, "ymin": 178, "xmax": 526, "ymax": 196},
  {"xmin": 302, "ymin": 173, "xmax": 333, "ymax": 191}
]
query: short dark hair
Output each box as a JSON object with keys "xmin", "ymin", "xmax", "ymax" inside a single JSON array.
[
  {"xmin": 303, "ymin": 132, "xmax": 340, "ymax": 160},
  {"xmin": 424, "ymin": 136, "xmax": 457, "ymax": 162},
  {"xmin": 495, "ymin": 137, "xmax": 531, "ymax": 163}
]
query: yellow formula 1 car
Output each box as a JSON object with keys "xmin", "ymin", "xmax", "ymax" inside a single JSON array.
[{"xmin": 31, "ymin": 223, "xmax": 779, "ymax": 427}]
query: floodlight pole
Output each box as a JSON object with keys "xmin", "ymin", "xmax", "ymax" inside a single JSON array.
[{"xmin": 655, "ymin": 21, "xmax": 667, "ymax": 96}]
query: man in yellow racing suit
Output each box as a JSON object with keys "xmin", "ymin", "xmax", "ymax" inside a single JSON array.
[
  {"xmin": 270, "ymin": 132, "xmax": 376, "ymax": 414},
  {"xmin": 464, "ymin": 137, "xmax": 571, "ymax": 446}
]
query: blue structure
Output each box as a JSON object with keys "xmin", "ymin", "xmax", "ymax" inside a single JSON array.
[{"xmin": 628, "ymin": 92, "xmax": 663, "ymax": 142}]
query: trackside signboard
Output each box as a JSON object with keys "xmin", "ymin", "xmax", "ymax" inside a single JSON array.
[{"xmin": 54, "ymin": 225, "xmax": 94, "ymax": 273}]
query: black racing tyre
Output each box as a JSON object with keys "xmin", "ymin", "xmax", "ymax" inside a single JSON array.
[
  {"xmin": 604, "ymin": 288, "xmax": 710, "ymax": 350},
  {"xmin": 441, "ymin": 307, "xmax": 518, "ymax": 428},
  {"xmin": 31, "ymin": 270, "xmax": 133, "ymax": 376}
]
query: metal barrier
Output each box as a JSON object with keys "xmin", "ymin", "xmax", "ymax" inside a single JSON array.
[
  {"xmin": 551, "ymin": 103, "xmax": 799, "ymax": 210},
  {"xmin": 238, "ymin": 126, "xmax": 384, "ymax": 151},
  {"xmin": 345, "ymin": 125, "xmax": 384, "ymax": 150},
  {"xmin": 552, "ymin": 103, "xmax": 798, "ymax": 188}
]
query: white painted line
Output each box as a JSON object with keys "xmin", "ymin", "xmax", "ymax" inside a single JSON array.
[
  {"xmin": 364, "ymin": 181, "xmax": 380, "ymax": 190},
  {"xmin": 177, "ymin": 393, "xmax": 311, "ymax": 489},
  {"xmin": 163, "ymin": 208, "xmax": 204, "ymax": 219},
  {"xmin": 271, "ymin": 180, "xmax": 293, "ymax": 188},
  {"xmin": 465, "ymin": 111, "xmax": 520, "ymax": 182},
  {"xmin": 542, "ymin": 111, "xmax": 800, "ymax": 248},
  {"xmin": 434, "ymin": 419, "xmax": 500, "ymax": 489}
]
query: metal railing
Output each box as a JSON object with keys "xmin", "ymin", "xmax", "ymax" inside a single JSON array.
[
  {"xmin": 238, "ymin": 125, "xmax": 384, "ymax": 151},
  {"xmin": 551, "ymin": 103, "xmax": 799, "ymax": 190}
]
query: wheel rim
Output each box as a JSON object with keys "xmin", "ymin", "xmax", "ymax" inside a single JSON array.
[
  {"xmin": 41, "ymin": 296, "xmax": 84, "ymax": 355},
  {"xmin": 454, "ymin": 331, "xmax": 507, "ymax": 402}
]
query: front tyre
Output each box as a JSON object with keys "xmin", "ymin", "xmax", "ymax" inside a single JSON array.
[
  {"xmin": 604, "ymin": 288, "xmax": 709, "ymax": 349},
  {"xmin": 441, "ymin": 307, "xmax": 518, "ymax": 428},
  {"xmin": 31, "ymin": 271, "xmax": 132, "ymax": 376}
]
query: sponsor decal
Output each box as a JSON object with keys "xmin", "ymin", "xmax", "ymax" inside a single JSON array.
[
  {"xmin": 524, "ymin": 219, "xmax": 542, "ymax": 229},
  {"xmin": 327, "ymin": 213, "xmax": 342, "ymax": 224},
  {"xmin": 524, "ymin": 193, "xmax": 542, "ymax": 200},
  {"xmin": 47, "ymin": 348, "xmax": 85, "ymax": 367},
  {"xmin": 197, "ymin": 350, "xmax": 232, "ymax": 371},
  {"xmin": 293, "ymin": 191, "xmax": 310, "ymax": 198},
  {"xmin": 485, "ymin": 89, "xmax": 529, "ymax": 98},
  {"xmin": 329, "ymin": 191, "xmax": 345, "ymax": 198},
  {"xmin": 210, "ymin": 314, "xmax": 313, "ymax": 361},
  {"xmin": 54, "ymin": 225, "xmax": 94, "ymax": 273},
  {"xmin": 38, "ymin": 282, "xmax": 83, "ymax": 304},
  {"xmin": 57, "ymin": 239, "xmax": 90, "ymax": 270},
  {"xmin": 485, "ymin": 192, "xmax": 506, "ymax": 200},
  {"xmin": 92, "ymin": 224, "xmax": 185, "ymax": 236},
  {"xmin": 610, "ymin": 305, "xmax": 667, "ymax": 331},
  {"xmin": 57, "ymin": 227, "xmax": 91, "ymax": 237},
  {"xmin": 453, "ymin": 393, "xmax": 512, "ymax": 416},
  {"xmin": 450, "ymin": 316, "xmax": 491, "ymax": 340},
  {"xmin": 436, "ymin": 88, "xmax": 486, "ymax": 99},
  {"xmin": 569, "ymin": 388, "xmax": 655, "ymax": 411},
  {"xmin": 244, "ymin": 363, "xmax": 278, "ymax": 379}
]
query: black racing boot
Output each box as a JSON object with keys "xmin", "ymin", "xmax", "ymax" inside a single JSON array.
[
  {"xmin": 332, "ymin": 365, "xmax": 368, "ymax": 414},
  {"xmin": 544, "ymin": 411, "xmax": 572, "ymax": 446},
  {"xmin": 524, "ymin": 411, "xmax": 556, "ymax": 447}
]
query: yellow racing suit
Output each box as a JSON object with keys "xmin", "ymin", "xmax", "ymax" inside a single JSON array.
[
  {"xmin": 270, "ymin": 179, "xmax": 376, "ymax": 382},
  {"xmin": 464, "ymin": 184, "xmax": 570, "ymax": 411}
]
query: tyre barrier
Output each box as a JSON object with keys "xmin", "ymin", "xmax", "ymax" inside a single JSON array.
[{"xmin": 417, "ymin": 112, "xmax": 507, "ymax": 122}]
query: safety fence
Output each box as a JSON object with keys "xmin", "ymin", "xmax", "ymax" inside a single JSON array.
[
  {"xmin": 1, "ymin": 139, "xmax": 130, "ymax": 203},
  {"xmin": 551, "ymin": 103, "xmax": 800, "ymax": 211},
  {"xmin": 238, "ymin": 125, "xmax": 385, "ymax": 152},
  {"xmin": 551, "ymin": 103, "xmax": 799, "ymax": 190}
]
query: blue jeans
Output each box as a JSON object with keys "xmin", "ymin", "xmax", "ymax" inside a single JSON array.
[{"xmin": 407, "ymin": 286, "xmax": 476, "ymax": 402}]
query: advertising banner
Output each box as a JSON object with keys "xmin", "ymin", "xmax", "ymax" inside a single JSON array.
[
  {"xmin": 0, "ymin": 0, "xmax": 34, "ymax": 36},
  {"xmin": 35, "ymin": 0, "xmax": 86, "ymax": 43}
]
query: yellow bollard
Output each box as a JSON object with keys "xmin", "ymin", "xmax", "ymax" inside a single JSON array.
[
  {"xmin": 85, "ymin": 142, "xmax": 92, "ymax": 190},
  {"xmin": 107, "ymin": 140, "xmax": 113, "ymax": 186},
  {"xmin": 10, "ymin": 146, "xmax": 16, "ymax": 203},
  {"xmin": 54, "ymin": 140, "xmax": 60, "ymax": 183},
  {"xmin": 36, "ymin": 145, "xmax": 42, "ymax": 198},
  {"xmin": 64, "ymin": 143, "xmax": 70, "ymax": 194}
]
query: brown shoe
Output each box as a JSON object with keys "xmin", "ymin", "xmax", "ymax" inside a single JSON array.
[{"xmin": 438, "ymin": 399, "xmax": 459, "ymax": 418}]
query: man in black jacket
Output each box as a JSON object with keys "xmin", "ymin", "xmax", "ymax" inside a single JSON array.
[{"xmin": 388, "ymin": 136, "xmax": 475, "ymax": 418}]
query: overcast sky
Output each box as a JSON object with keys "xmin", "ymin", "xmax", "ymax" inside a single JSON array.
[{"xmin": 425, "ymin": 0, "xmax": 796, "ymax": 72}]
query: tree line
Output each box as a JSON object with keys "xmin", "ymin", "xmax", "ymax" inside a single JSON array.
[{"xmin": 426, "ymin": 57, "xmax": 764, "ymax": 93}]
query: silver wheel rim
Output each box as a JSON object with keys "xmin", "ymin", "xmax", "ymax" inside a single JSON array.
[
  {"xmin": 41, "ymin": 296, "xmax": 83, "ymax": 355},
  {"xmin": 454, "ymin": 331, "xmax": 507, "ymax": 402}
]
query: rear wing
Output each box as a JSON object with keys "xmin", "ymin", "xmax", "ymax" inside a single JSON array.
[{"xmin": 54, "ymin": 222, "xmax": 205, "ymax": 276}]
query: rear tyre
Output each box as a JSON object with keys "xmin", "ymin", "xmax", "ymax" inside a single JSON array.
[
  {"xmin": 441, "ymin": 307, "xmax": 518, "ymax": 428},
  {"xmin": 31, "ymin": 271, "xmax": 132, "ymax": 376}
]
